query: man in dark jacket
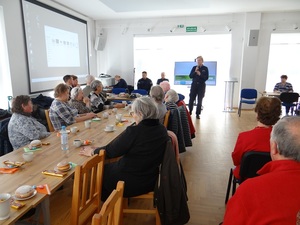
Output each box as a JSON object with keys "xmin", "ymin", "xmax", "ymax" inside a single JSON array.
[
  {"xmin": 113, "ymin": 75, "xmax": 128, "ymax": 88},
  {"xmin": 188, "ymin": 56, "xmax": 209, "ymax": 119},
  {"xmin": 137, "ymin": 71, "xmax": 153, "ymax": 94}
]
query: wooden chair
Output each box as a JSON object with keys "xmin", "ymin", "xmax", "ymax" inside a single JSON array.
[
  {"xmin": 91, "ymin": 181, "xmax": 125, "ymax": 225},
  {"xmin": 123, "ymin": 192, "xmax": 161, "ymax": 225},
  {"xmin": 163, "ymin": 110, "xmax": 170, "ymax": 128},
  {"xmin": 70, "ymin": 151, "xmax": 106, "ymax": 225},
  {"xmin": 44, "ymin": 109, "xmax": 54, "ymax": 132}
]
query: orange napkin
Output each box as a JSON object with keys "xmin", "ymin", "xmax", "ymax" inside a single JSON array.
[
  {"xmin": 36, "ymin": 184, "xmax": 51, "ymax": 195},
  {"xmin": 0, "ymin": 167, "xmax": 19, "ymax": 174}
]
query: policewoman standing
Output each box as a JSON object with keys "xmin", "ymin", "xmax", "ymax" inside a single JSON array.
[{"xmin": 188, "ymin": 56, "xmax": 209, "ymax": 119}]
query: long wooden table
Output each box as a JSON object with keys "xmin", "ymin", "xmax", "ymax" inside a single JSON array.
[{"xmin": 0, "ymin": 109, "xmax": 133, "ymax": 225}]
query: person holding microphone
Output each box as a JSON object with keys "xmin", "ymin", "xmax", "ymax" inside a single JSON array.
[{"xmin": 188, "ymin": 56, "xmax": 209, "ymax": 119}]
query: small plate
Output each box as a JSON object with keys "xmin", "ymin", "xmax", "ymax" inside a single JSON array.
[
  {"xmin": 104, "ymin": 128, "xmax": 116, "ymax": 133},
  {"xmin": 54, "ymin": 164, "xmax": 72, "ymax": 172},
  {"xmin": 81, "ymin": 140, "xmax": 93, "ymax": 146},
  {"xmin": 92, "ymin": 118, "xmax": 101, "ymax": 121},
  {"xmin": 13, "ymin": 190, "xmax": 37, "ymax": 201}
]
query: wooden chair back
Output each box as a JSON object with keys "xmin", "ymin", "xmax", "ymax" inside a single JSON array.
[
  {"xmin": 163, "ymin": 110, "xmax": 170, "ymax": 128},
  {"xmin": 44, "ymin": 109, "xmax": 54, "ymax": 132},
  {"xmin": 92, "ymin": 181, "xmax": 125, "ymax": 225},
  {"xmin": 70, "ymin": 151, "xmax": 106, "ymax": 225}
]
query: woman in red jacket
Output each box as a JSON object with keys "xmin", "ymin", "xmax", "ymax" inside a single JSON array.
[{"xmin": 231, "ymin": 96, "xmax": 281, "ymax": 179}]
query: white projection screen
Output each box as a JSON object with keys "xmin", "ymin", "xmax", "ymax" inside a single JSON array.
[{"xmin": 21, "ymin": 0, "xmax": 89, "ymax": 93}]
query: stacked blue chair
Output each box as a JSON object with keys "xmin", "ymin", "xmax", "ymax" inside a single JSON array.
[{"xmin": 238, "ymin": 89, "xmax": 257, "ymax": 117}]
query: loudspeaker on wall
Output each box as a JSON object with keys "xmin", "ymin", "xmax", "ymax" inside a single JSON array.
[
  {"xmin": 94, "ymin": 35, "xmax": 106, "ymax": 51},
  {"xmin": 248, "ymin": 29, "xmax": 259, "ymax": 46}
]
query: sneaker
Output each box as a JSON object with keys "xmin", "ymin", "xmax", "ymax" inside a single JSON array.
[{"xmin": 196, "ymin": 115, "xmax": 200, "ymax": 119}]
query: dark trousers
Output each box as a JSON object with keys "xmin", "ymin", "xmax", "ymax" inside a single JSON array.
[{"xmin": 189, "ymin": 83, "xmax": 206, "ymax": 115}]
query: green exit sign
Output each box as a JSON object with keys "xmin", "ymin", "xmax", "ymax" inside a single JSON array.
[{"xmin": 186, "ymin": 26, "xmax": 197, "ymax": 32}]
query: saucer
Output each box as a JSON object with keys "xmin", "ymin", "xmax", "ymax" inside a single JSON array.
[
  {"xmin": 54, "ymin": 164, "xmax": 72, "ymax": 172},
  {"xmin": 13, "ymin": 190, "xmax": 37, "ymax": 201},
  {"xmin": 104, "ymin": 128, "xmax": 116, "ymax": 133}
]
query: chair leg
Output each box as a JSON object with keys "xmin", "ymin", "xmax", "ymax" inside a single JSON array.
[
  {"xmin": 238, "ymin": 102, "xmax": 242, "ymax": 117},
  {"xmin": 232, "ymin": 178, "xmax": 237, "ymax": 196},
  {"xmin": 225, "ymin": 168, "xmax": 233, "ymax": 204}
]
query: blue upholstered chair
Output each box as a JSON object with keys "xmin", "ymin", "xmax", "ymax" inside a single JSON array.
[
  {"xmin": 131, "ymin": 89, "xmax": 148, "ymax": 95},
  {"xmin": 237, "ymin": 89, "xmax": 257, "ymax": 117}
]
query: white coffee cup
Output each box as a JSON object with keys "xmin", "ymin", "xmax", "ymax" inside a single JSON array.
[
  {"xmin": 105, "ymin": 125, "xmax": 114, "ymax": 131},
  {"xmin": 22, "ymin": 152, "xmax": 34, "ymax": 162},
  {"xmin": 112, "ymin": 108, "xmax": 118, "ymax": 113},
  {"xmin": 84, "ymin": 120, "xmax": 91, "ymax": 128},
  {"xmin": 0, "ymin": 193, "xmax": 11, "ymax": 220},
  {"xmin": 73, "ymin": 139, "xmax": 82, "ymax": 148},
  {"xmin": 122, "ymin": 101, "xmax": 127, "ymax": 106},
  {"xmin": 70, "ymin": 126, "xmax": 77, "ymax": 134},
  {"xmin": 116, "ymin": 114, "xmax": 123, "ymax": 121},
  {"xmin": 103, "ymin": 112, "xmax": 109, "ymax": 119}
]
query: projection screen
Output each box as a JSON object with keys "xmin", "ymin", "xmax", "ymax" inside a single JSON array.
[{"xmin": 21, "ymin": 0, "xmax": 89, "ymax": 93}]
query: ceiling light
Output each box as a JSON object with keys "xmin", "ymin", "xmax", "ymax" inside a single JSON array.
[
  {"xmin": 200, "ymin": 27, "xmax": 206, "ymax": 32},
  {"xmin": 225, "ymin": 25, "xmax": 231, "ymax": 32}
]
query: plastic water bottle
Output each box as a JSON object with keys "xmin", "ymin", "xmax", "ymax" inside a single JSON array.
[{"xmin": 60, "ymin": 126, "xmax": 69, "ymax": 156}]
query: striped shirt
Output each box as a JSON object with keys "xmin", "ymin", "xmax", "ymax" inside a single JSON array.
[{"xmin": 273, "ymin": 82, "xmax": 293, "ymax": 92}]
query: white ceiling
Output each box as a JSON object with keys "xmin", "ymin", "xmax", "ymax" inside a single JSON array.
[{"xmin": 50, "ymin": 0, "xmax": 300, "ymax": 20}]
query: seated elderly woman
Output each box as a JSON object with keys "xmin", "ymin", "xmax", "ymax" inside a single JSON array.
[
  {"xmin": 8, "ymin": 95, "xmax": 50, "ymax": 150},
  {"xmin": 49, "ymin": 83, "xmax": 96, "ymax": 131},
  {"xmin": 150, "ymin": 85, "xmax": 167, "ymax": 123},
  {"xmin": 90, "ymin": 80, "xmax": 125, "ymax": 112},
  {"xmin": 231, "ymin": 96, "xmax": 282, "ymax": 179},
  {"xmin": 69, "ymin": 87, "xmax": 91, "ymax": 114},
  {"xmin": 89, "ymin": 80, "xmax": 109, "ymax": 113},
  {"xmin": 80, "ymin": 97, "xmax": 169, "ymax": 200},
  {"xmin": 165, "ymin": 89, "xmax": 179, "ymax": 110}
]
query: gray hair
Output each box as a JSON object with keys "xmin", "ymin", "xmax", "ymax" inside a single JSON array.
[
  {"xmin": 86, "ymin": 75, "xmax": 95, "ymax": 84},
  {"xmin": 90, "ymin": 80, "xmax": 102, "ymax": 91},
  {"xmin": 165, "ymin": 89, "xmax": 179, "ymax": 103},
  {"xmin": 132, "ymin": 96, "xmax": 158, "ymax": 120},
  {"xmin": 271, "ymin": 116, "xmax": 300, "ymax": 161},
  {"xmin": 150, "ymin": 86, "xmax": 165, "ymax": 103},
  {"xmin": 70, "ymin": 87, "xmax": 82, "ymax": 100}
]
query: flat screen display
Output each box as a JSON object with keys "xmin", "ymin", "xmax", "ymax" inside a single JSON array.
[
  {"xmin": 21, "ymin": 0, "xmax": 89, "ymax": 93},
  {"xmin": 174, "ymin": 61, "xmax": 217, "ymax": 86}
]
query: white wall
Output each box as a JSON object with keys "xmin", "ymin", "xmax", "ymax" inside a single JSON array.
[
  {"xmin": 96, "ymin": 12, "xmax": 300, "ymax": 107},
  {"xmin": 0, "ymin": 0, "xmax": 98, "ymax": 97},
  {"xmin": 1, "ymin": 0, "xmax": 300, "ymax": 106}
]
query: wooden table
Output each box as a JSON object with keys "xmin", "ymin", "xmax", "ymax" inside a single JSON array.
[
  {"xmin": 259, "ymin": 92, "xmax": 281, "ymax": 97},
  {"xmin": 107, "ymin": 94, "xmax": 133, "ymax": 102},
  {"xmin": 0, "ymin": 109, "xmax": 133, "ymax": 225}
]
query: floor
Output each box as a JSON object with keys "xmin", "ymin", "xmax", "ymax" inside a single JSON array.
[{"xmin": 46, "ymin": 101, "xmax": 258, "ymax": 225}]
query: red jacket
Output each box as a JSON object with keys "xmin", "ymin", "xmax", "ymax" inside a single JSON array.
[
  {"xmin": 223, "ymin": 160, "xmax": 300, "ymax": 225},
  {"xmin": 232, "ymin": 127, "xmax": 272, "ymax": 178}
]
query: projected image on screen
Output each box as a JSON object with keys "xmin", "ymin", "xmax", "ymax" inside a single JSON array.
[
  {"xmin": 174, "ymin": 61, "xmax": 217, "ymax": 86},
  {"xmin": 22, "ymin": 0, "xmax": 89, "ymax": 93},
  {"xmin": 45, "ymin": 26, "xmax": 80, "ymax": 67}
]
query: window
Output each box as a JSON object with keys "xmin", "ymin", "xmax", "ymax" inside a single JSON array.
[{"xmin": 266, "ymin": 33, "xmax": 300, "ymax": 93}]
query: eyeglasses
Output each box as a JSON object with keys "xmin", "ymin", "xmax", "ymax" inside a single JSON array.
[{"xmin": 129, "ymin": 111, "xmax": 134, "ymax": 116}]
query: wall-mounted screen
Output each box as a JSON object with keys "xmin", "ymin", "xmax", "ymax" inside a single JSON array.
[
  {"xmin": 21, "ymin": 0, "xmax": 89, "ymax": 93},
  {"xmin": 174, "ymin": 61, "xmax": 217, "ymax": 86}
]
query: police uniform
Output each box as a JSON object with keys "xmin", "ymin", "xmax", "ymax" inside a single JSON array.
[
  {"xmin": 137, "ymin": 78, "xmax": 153, "ymax": 93},
  {"xmin": 188, "ymin": 65, "xmax": 209, "ymax": 117}
]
